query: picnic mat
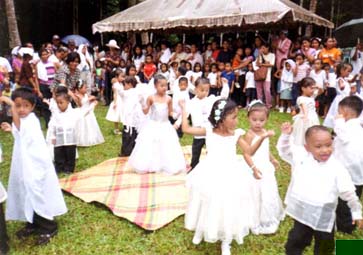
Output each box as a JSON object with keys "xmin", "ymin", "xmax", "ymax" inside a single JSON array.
[{"xmin": 59, "ymin": 146, "xmax": 204, "ymax": 230}]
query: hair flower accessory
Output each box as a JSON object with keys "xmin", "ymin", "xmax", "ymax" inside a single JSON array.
[{"xmin": 214, "ymin": 100, "xmax": 227, "ymax": 122}]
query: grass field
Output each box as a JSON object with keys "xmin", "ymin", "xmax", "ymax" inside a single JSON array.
[{"xmin": 0, "ymin": 105, "xmax": 362, "ymax": 255}]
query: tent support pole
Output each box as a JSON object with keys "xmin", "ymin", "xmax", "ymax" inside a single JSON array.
[{"xmin": 220, "ymin": 33, "xmax": 224, "ymax": 47}]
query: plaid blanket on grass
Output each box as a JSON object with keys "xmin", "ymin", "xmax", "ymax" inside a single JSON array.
[{"xmin": 60, "ymin": 146, "xmax": 202, "ymax": 230}]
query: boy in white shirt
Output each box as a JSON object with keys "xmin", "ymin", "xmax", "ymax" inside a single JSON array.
[
  {"xmin": 333, "ymin": 95, "xmax": 363, "ymax": 233},
  {"xmin": 0, "ymin": 88, "xmax": 67, "ymax": 245},
  {"xmin": 277, "ymin": 123, "xmax": 363, "ymax": 255},
  {"xmin": 187, "ymin": 77, "xmax": 229, "ymax": 169},
  {"xmin": 171, "ymin": 77, "xmax": 190, "ymax": 138}
]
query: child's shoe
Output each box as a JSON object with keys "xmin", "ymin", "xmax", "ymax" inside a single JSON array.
[{"xmin": 36, "ymin": 229, "xmax": 58, "ymax": 246}]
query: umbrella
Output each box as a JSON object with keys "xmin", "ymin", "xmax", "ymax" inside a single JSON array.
[
  {"xmin": 61, "ymin": 34, "xmax": 91, "ymax": 47},
  {"xmin": 335, "ymin": 18, "xmax": 363, "ymax": 48}
]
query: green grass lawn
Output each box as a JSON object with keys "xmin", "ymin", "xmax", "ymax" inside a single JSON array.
[{"xmin": 0, "ymin": 106, "xmax": 362, "ymax": 255}]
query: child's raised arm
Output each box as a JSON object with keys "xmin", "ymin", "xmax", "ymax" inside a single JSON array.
[
  {"xmin": 0, "ymin": 96, "xmax": 18, "ymax": 130},
  {"xmin": 180, "ymin": 100, "xmax": 206, "ymax": 136},
  {"xmin": 276, "ymin": 122, "xmax": 293, "ymax": 165}
]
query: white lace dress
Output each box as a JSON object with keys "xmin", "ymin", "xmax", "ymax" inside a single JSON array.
[
  {"xmin": 292, "ymin": 96, "xmax": 319, "ymax": 146},
  {"xmin": 185, "ymin": 128, "xmax": 258, "ymax": 244},
  {"xmin": 76, "ymin": 94, "xmax": 105, "ymax": 147},
  {"xmin": 250, "ymin": 135, "xmax": 284, "ymax": 235},
  {"xmin": 128, "ymin": 102, "xmax": 186, "ymax": 174}
]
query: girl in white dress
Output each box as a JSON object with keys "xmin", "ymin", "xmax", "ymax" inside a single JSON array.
[
  {"xmin": 323, "ymin": 63, "xmax": 353, "ymax": 128},
  {"xmin": 75, "ymin": 80, "xmax": 104, "ymax": 147},
  {"xmin": 180, "ymin": 98, "xmax": 273, "ymax": 255},
  {"xmin": 244, "ymin": 100, "xmax": 284, "ymax": 235},
  {"xmin": 291, "ymin": 77, "xmax": 320, "ymax": 146},
  {"xmin": 128, "ymin": 74, "xmax": 186, "ymax": 175},
  {"xmin": 106, "ymin": 69, "xmax": 125, "ymax": 135}
]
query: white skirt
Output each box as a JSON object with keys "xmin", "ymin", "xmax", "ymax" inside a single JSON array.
[
  {"xmin": 185, "ymin": 157, "xmax": 258, "ymax": 244},
  {"xmin": 128, "ymin": 120, "xmax": 186, "ymax": 175},
  {"xmin": 77, "ymin": 111, "xmax": 105, "ymax": 147}
]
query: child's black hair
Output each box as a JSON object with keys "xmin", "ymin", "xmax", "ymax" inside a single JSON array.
[
  {"xmin": 208, "ymin": 99, "xmax": 237, "ymax": 128},
  {"xmin": 322, "ymin": 63, "xmax": 330, "ymax": 70},
  {"xmin": 160, "ymin": 63, "xmax": 168, "ymax": 71},
  {"xmin": 112, "ymin": 68, "xmax": 124, "ymax": 79},
  {"xmin": 154, "ymin": 74, "xmax": 167, "ymax": 84},
  {"xmin": 336, "ymin": 63, "xmax": 352, "ymax": 78},
  {"xmin": 126, "ymin": 64, "xmax": 136, "ymax": 75},
  {"xmin": 195, "ymin": 77, "xmax": 210, "ymax": 87},
  {"xmin": 124, "ymin": 76, "xmax": 138, "ymax": 88},
  {"xmin": 193, "ymin": 62, "xmax": 202, "ymax": 72},
  {"xmin": 11, "ymin": 87, "xmax": 36, "ymax": 106},
  {"xmin": 55, "ymin": 91, "xmax": 71, "ymax": 101},
  {"xmin": 178, "ymin": 66, "xmax": 187, "ymax": 76},
  {"xmin": 55, "ymin": 85, "xmax": 69, "ymax": 95},
  {"xmin": 179, "ymin": 77, "xmax": 188, "ymax": 84},
  {"xmin": 339, "ymin": 96, "xmax": 363, "ymax": 117},
  {"xmin": 75, "ymin": 79, "xmax": 86, "ymax": 90},
  {"xmin": 65, "ymin": 52, "xmax": 80, "ymax": 65},
  {"xmin": 298, "ymin": 77, "xmax": 315, "ymax": 96},
  {"xmin": 210, "ymin": 63, "xmax": 218, "ymax": 70},
  {"xmin": 247, "ymin": 101, "xmax": 269, "ymax": 117},
  {"xmin": 305, "ymin": 125, "xmax": 331, "ymax": 142}
]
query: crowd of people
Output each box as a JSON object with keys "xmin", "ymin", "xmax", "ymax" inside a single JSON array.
[{"xmin": 1, "ymin": 30, "xmax": 363, "ymax": 255}]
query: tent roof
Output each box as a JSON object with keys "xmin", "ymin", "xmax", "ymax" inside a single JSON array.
[{"xmin": 92, "ymin": 0, "xmax": 334, "ymax": 34}]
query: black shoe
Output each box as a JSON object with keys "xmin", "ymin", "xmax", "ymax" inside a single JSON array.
[
  {"xmin": 16, "ymin": 225, "xmax": 36, "ymax": 240},
  {"xmin": 36, "ymin": 230, "xmax": 58, "ymax": 246}
]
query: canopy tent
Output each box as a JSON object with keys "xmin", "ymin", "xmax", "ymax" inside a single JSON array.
[
  {"xmin": 92, "ymin": 0, "xmax": 333, "ymax": 34},
  {"xmin": 334, "ymin": 18, "xmax": 363, "ymax": 48}
]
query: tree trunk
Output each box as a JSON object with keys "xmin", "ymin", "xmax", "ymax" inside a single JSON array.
[
  {"xmin": 4, "ymin": 0, "xmax": 21, "ymax": 48},
  {"xmin": 305, "ymin": 0, "xmax": 318, "ymax": 37}
]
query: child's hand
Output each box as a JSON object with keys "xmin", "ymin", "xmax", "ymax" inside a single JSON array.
[
  {"xmin": 173, "ymin": 123, "xmax": 179, "ymax": 130},
  {"xmin": 353, "ymin": 219, "xmax": 363, "ymax": 229},
  {"xmin": 335, "ymin": 114, "xmax": 344, "ymax": 120},
  {"xmin": 281, "ymin": 122, "xmax": 293, "ymax": 135},
  {"xmin": 51, "ymin": 139, "xmax": 56, "ymax": 145},
  {"xmin": 263, "ymin": 130, "xmax": 275, "ymax": 138},
  {"xmin": 253, "ymin": 168, "xmax": 263, "ymax": 179},
  {"xmin": 113, "ymin": 103, "xmax": 117, "ymax": 109},
  {"xmin": 1, "ymin": 122, "xmax": 12, "ymax": 132}
]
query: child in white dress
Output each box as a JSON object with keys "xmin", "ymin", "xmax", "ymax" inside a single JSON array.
[
  {"xmin": 277, "ymin": 123, "xmax": 363, "ymax": 255},
  {"xmin": 181, "ymin": 99, "xmax": 272, "ymax": 255},
  {"xmin": 128, "ymin": 74, "xmax": 186, "ymax": 175},
  {"xmin": 291, "ymin": 77, "xmax": 319, "ymax": 146},
  {"xmin": 0, "ymin": 89, "xmax": 67, "ymax": 245},
  {"xmin": 75, "ymin": 80, "xmax": 104, "ymax": 147},
  {"xmin": 244, "ymin": 100, "xmax": 284, "ymax": 235},
  {"xmin": 323, "ymin": 63, "xmax": 353, "ymax": 128},
  {"xmin": 106, "ymin": 69, "xmax": 125, "ymax": 135}
]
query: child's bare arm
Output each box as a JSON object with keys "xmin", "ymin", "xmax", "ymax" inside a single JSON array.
[
  {"xmin": 238, "ymin": 136, "xmax": 262, "ymax": 179},
  {"xmin": 180, "ymin": 100, "xmax": 206, "ymax": 136}
]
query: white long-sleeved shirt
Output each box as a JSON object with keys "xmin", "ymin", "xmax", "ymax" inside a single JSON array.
[
  {"xmin": 334, "ymin": 118, "xmax": 363, "ymax": 185},
  {"xmin": 48, "ymin": 105, "xmax": 82, "ymax": 147},
  {"xmin": 188, "ymin": 82, "xmax": 229, "ymax": 139},
  {"xmin": 277, "ymin": 134, "xmax": 362, "ymax": 232}
]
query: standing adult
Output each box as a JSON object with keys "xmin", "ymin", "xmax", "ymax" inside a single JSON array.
[
  {"xmin": 53, "ymin": 52, "xmax": 81, "ymax": 101},
  {"xmin": 300, "ymin": 37, "xmax": 316, "ymax": 63},
  {"xmin": 350, "ymin": 41, "xmax": 363, "ymax": 91},
  {"xmin": 104, "ymin": 39, "xmax": 121, "ymax": 105},
  {"xmin": 318, "ymin": 37, "xmax": 342, "ymax": 69},
  {"xmin": 256, "ymin": 43, "xmax": 275, "ymax": 108},
  {"xmin": 276, "ymin": 30, "xmax": 292, "ymax": 69},
  {"xmin": 77, "ymin": 44, "xmax": 94, "ymax": 93},
  {"xmin": 217, "ymin": 40, "xmax": 233, "ymax": 64},
  {"xmin": 169, "ymin": 43, "xmax": 187, "ymax": 64},
  {"xmin": 186, "ymin": 44, "xmax": 204, "ymax": 69},
  {"xmin": 51, "ymin": 34, "xmax": 62, "ymax": 52},
  {"xmin": 211, "ymin": 41, "xmax": 220, "ymax": 63},
  {"xmin": 18, "ymin": 48, "xmax": 40, "ymax": 95},
  {"xmin": 310, "ymin": 37, "xmax": 322, "ymax": 58},
  {"xmin": 157, "ymin": 40, "xmax": 172, "ymax": 65},
  {"xmin": 36, "ymin": 48, "xmax": 56, "ymax": 127},
  {"xmin": 253, "ymin": 36, "xmax": 264, "ymax": 60}
]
